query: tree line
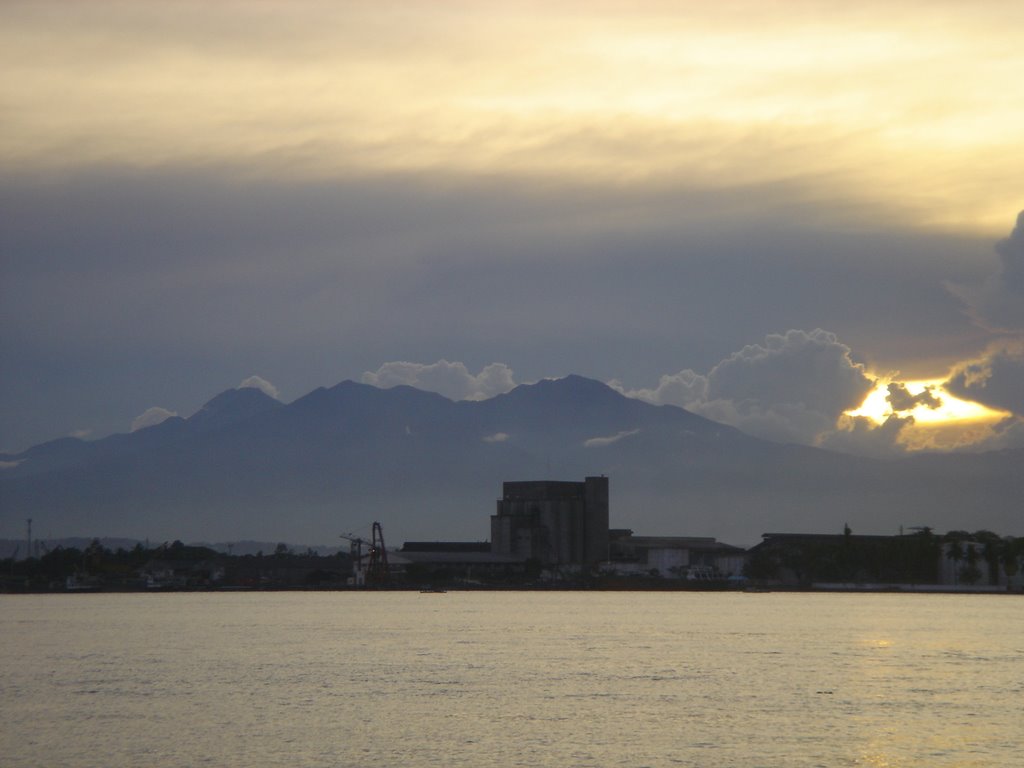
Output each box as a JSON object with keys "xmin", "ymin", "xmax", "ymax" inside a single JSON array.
[{"xmin": 745, "ymin": 528, "xmax": 1024, "ymax": 587}]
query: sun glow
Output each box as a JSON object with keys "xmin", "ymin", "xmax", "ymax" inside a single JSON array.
[
  {"xmin": 847, "ymin": 379, "xmax": 1008, "ymax": 426},
  {"xmin": 1, "ymin": 3, "xmax": 1022, "ymax": 231}
]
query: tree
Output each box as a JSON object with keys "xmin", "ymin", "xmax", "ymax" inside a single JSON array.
[
  {"xmin": 945, "ymin": 539, "xmax": 964, "ymax": 585},
  {"xmin": 1001, "ymin": 537, "xmax": 1022, "ymax": 587},
  {"xmin": 960, "ymin": 545, "xmax": 982, "ymax": 585}
]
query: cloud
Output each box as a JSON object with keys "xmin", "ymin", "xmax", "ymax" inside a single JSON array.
[
  {"xmin": 238, "ymin": 375, "xmax": 280, "ymax": 400},
  {"xmin": 966, "ymin": 417, "xmax": 1024, "ymax": 451},
  {"xmin": 3, "ymin": 3, "xmax": 1022, "ymax": 457},
  {"xmin": 995, "ymin": 210, "xmax": 1024, "ymax": 292},
  {"xmin": 609, "ymin": 369, "xmax": 707, "ymax": 409},
  {"xmin": 949, "ymin": 210, "xmax": 1024, "ymax": 332},
  {"xmin": 482, "ymin": 432, "xmax": 509, "ymax": 443},
  {"xmin": 703, "ymin": 329, "xmax": 874, "ymax": 416},
  {"xmin": 695, "ymin": 399, "xmax": 842, "ymax": 447},
  {"xmin": 944, "ymin": 339, "xmax": 1024, "ymax": 417},
  {"xmin": 617, "ymin": 329, "xmax": 875, "ymax": 446},
  {"xmin": 5, "ymin": 1, "xmax": 1021, "ymax": 242},
  {"xmin": 362, "ymin": 360, "xmax": 517, "ymax": 401},
  {"xmin": 886, "ymin": 382, "xmax": 942, "ymax": 412},
  {"xmin": 818, "ymin": 413, "xmax": 916, "ymax": 458},
  {"xmin": 131, "ymin": 407, "xmax": 177, "ymax": 432},
  {"xmin": 584, "ymin": 429, "xmax": 640, "ymax": 448},
  {"xmin": 1, "ymin": 164, "xmax": 989, "ymax": 453}
]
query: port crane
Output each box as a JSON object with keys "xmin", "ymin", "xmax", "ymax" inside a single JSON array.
[{"xmin": 340, "ymin": 522, "xmax": 390, "ymax": 587}]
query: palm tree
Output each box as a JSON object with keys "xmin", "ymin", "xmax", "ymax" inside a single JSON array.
[
  {"xmin": 960, "ymin": 545, "xmax": 982, "ymax": 586},
  {"xmin": 945, "ymin": 538, "xmax": 964, "ymax": 585},
  {"xmin": 1001, "ymin": 537, "xmax": 1023, "ymax": 589},
  {"xmin": 972, "ymin": 530, "xmax": 1002, "ymax": 585}
]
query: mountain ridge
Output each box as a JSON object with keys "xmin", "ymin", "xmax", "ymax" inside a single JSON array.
[{"xmin": 1, "ymin": 376, "xmax": 1021, "ymax": 546}]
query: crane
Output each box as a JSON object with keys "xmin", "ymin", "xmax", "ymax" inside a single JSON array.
[{"xmin": 340, "ymin": 521, "xmax": 390, "ymax": 587}]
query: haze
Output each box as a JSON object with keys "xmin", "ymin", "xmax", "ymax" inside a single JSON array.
[{"xmin": 2, "ymin": 1, "xmax": 1023, "ymax": 460}]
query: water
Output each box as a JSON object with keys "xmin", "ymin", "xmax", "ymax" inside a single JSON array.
[{"xmin": 2, "ymin": 592, "xmax": 1022, "ymax": 767}]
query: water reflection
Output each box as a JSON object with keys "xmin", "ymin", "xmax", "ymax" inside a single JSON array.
[{"xmin": 1, "ymin": 592, "xmax": 1020, "ymax": 768}]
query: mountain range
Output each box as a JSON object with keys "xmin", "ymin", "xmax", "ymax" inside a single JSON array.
[{"xmin": 2, "ymin": 375, "xmax": 1021, "ymax": 547}]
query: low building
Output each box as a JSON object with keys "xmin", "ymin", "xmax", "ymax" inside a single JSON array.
[
  {"xmin": 607, "ymin": 529, "xmax": 746, "ymax": 579},
  {"xmin": 391, "ymin": 542, "xmax": 526, "ymax": 583},
  {"xmin": 141, "ymin": 557, "xmax": 225, "ymax": 588}
]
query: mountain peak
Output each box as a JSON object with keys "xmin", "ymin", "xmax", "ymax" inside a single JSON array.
[
  {"xmin": 189, "ymin": 386, "xmax": 281, "ymax": 429},
  {"xmin": 498, "ymin": 375, "xmax": 626, "ymax": 408},
  {"xmin": 508, "ymin": 374, "xmax": 603, "ymax": 393}
]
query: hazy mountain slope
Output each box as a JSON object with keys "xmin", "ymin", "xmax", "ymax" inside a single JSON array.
[{"xmin": 1, "ymin": 377, "xmax": 1021, "ymax": 546}]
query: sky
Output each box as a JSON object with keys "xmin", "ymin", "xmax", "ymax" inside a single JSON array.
[{"xmin": 2, "ymin": 0, "xmax": 1024, "ymax": 458}]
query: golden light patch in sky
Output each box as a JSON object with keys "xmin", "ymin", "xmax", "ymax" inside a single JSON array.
[
  {"xmin": 848, "ymin": 379, "xmax": 1008, "ymax": 426},
  {"xmin": 1, "ymin": 2, "xmax": 1022, "ymax": 233}
]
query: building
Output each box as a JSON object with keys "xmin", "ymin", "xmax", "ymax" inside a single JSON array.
[
  {"xmin": 391, "ymin": 541, "xmax": 527, "ymax": 583},
  {"xmin": 490, "ymin": 476, "xmax": 609, "ymax": 567},
  {"xmin": 141, "ymin": 557, "xmax": 225, "ymax": 588},
  {"xmin": 607, "ymin": 529, "xmax": 747, "ymax": 579}
]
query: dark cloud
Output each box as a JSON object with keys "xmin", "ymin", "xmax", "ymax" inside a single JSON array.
[
  {"xmin": 995, "ymin": 210, "xmax": 1024, "ymax": 291},
  {"xmin": 818, "ymin": 413, "xmax": 915, "ymax": 458},
  {"xmin": 614, "ymin": 329, "xmax": 875, "ymax": 446},
  {"xmin": 949, "ymin": 209, "xmax": 1024, "ymax": 333},
  {"xmin": 944, "ymin": 340, "xmax": 1024, "ymax": 417},
  {"xmin": 0, "ymin": 166, "xmax": 992, "ymax": 451},
  {"xmin": 705, "ymin": 329, "xmax": 873, "ymax": 418},
  {"xmin": 969, "ymin": 417, "xmax": 1024, "ymax": 451},
  {"xmin": 886, "ymin": 383, "xmax": 942, "ymax": 412}
]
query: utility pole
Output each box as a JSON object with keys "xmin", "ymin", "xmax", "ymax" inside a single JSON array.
[{"xmin": 26, "ymin": 518, "xmax": 32, "ymax": 561}]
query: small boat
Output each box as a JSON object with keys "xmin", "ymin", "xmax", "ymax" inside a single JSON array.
[{"xmin": 419, "ymin": 586, "xmax": 447, "ymax": 593}]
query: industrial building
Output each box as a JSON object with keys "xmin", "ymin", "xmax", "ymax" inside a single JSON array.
[
  {"xmin": 490, "ymin": 476, "xmax": 609, "ymax": 567},
  {"xmin": 606, "ymin": 529, "xmax": 747, "ymax": 579},
  {"xmin": 389, "ymin": 541, "xmax": 526, "ymax": 583},
  {"xmin": 358, "ymin": 475, "xmax": 752, "ymax": 586}
]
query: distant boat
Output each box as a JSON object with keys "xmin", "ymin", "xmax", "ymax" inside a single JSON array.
[{"xmin": 419, "ymin": 587, "xmax": 447, "ymax": 593}]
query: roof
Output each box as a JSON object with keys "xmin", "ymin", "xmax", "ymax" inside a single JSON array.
[
  {"xmin": 383, "ymin": 550, "xmax": 525, "ymax": 566},
  {"xmin": 749, "ymin": 532, "xmax": 910, "ymax": 552},
  {"xmin": 760, "ymin": 532, "xmax": 901, "ymax": 542},
  {"xmin": 401, "ymin": 541, "xmax": 491, "ymax": 553},
  {"xmin": 619, "ymin": 536, "xmax": 746, "ymax": 553}
]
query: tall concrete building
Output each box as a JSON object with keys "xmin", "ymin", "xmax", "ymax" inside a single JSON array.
[{"xmin": 490, "ymin": 476, "xmax": 609, "ymax": 567}]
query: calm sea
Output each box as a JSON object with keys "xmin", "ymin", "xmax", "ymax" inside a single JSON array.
[{"xmin": 1, "ymin": 592, "xmax": 1021, "ymax": 767}]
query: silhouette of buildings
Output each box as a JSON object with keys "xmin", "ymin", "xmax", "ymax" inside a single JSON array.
[
  {"xmin": 491, "ymin": 476, "xmax": 609, "ymax": 566},
  {"xmin": 606, "ymin": 529, "xmax": 746, "ymax": 579}
]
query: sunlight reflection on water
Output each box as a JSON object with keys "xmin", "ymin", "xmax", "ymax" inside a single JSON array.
[{"xmin": 1, "ymin": 592, "xmax": 1021, "ymax": 767}]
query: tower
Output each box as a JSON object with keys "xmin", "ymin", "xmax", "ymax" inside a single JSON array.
[{"xmin": 490, "ymin": 477, "xmax": 609, "ymax": 567}]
